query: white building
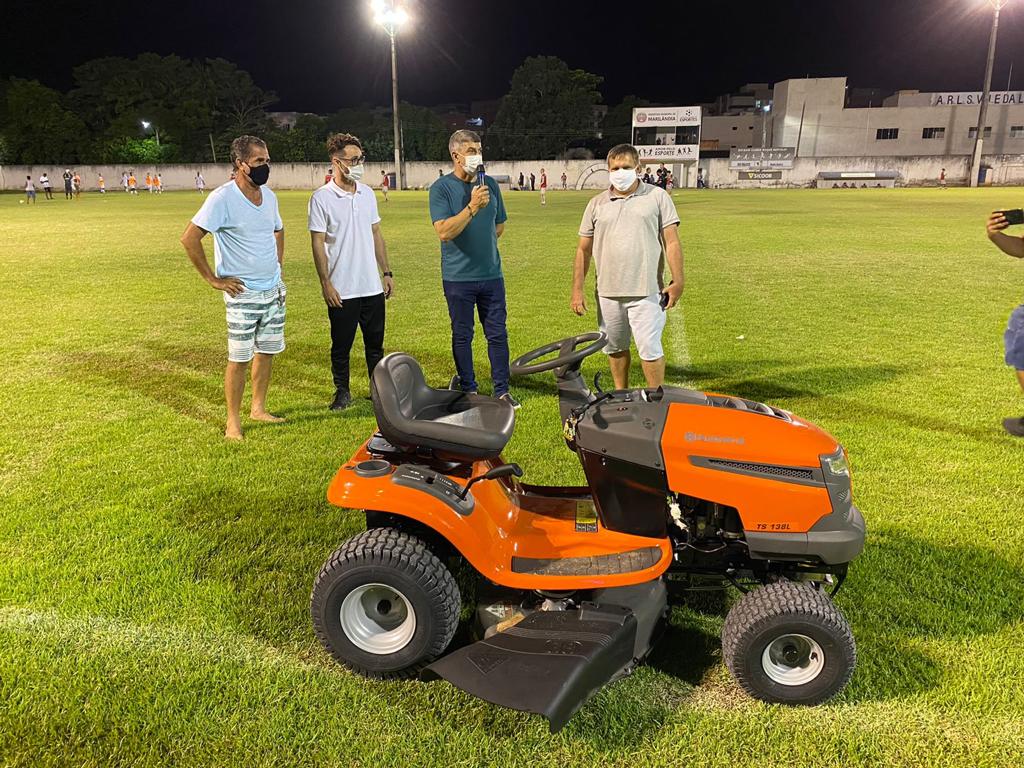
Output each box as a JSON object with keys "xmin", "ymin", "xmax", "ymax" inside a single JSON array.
[{"xmin": 770, "ymin": 76, "xmax": 1024, "ymax": 158}]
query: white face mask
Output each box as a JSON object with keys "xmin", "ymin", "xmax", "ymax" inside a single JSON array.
[
  {"xmin": 609, "ymin": 168, "xmax": 638, "ymax": 192},
  {"xmin": 346, "ymin": 164, "xmax": 365, "ymax": 182},
  {"xmin": 461, "ymin": 154, "xmax": 483, "ymax": 175}
]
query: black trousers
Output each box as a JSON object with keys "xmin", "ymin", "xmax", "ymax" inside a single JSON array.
[{"xmin": 328, "ymin": 293, "xmax": 385, "ymax": 394}]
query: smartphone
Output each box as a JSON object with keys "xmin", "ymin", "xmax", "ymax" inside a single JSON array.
[
  {"xmin": 998, "ymin": 208, "xmax": 1024, "ymax": 225},
  {"xmin": 660, "ymin": 281, "xmax": 673, "ymax": 309}
]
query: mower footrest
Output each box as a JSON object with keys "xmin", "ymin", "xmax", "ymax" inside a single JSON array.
[
  {"xmin": 510, "ymin": 546, "xmax": 661, "ymax": 576},
  {"xmin": 421, "ymin": 603, "xmax": 637, "ymax": 732}
]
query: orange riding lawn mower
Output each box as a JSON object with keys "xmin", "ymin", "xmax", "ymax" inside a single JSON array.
[{"xmin": 310, "ymin": 333, "xmax": 866, "ymax": 732}]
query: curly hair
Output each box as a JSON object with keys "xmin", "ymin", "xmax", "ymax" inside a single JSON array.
[{"xmin": 326, "ymin": 133, "xmax": 363, "ymax": 158}]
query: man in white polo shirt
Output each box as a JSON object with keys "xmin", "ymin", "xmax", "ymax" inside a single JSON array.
[
  {"xmin": 309, "ymin": 133, "xmax": 394, "ymax": 411},
  {"xmin": 180, "ymin": 134, "xmax": 285, "ymax": 441},
  {"xmin": 570, "ymin": 143, "xmax": 684, "ymax": 389}
]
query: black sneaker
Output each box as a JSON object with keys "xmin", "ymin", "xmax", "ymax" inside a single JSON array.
[
  {"xmin": 1002, "ymin": 416, "xmax": 1024, "ymax": 437},
  {"xmin": 499, "ymin": 392, "xmax": 522, "ymax": 410},
  {"xmin": 329, "ymin": 390, "xmax": 352, "ymax": 411}
]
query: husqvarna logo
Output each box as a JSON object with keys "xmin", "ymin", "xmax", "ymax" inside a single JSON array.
[{"xmin": 685, "ymin": 432, "xmax": 746, "ymax": 446}]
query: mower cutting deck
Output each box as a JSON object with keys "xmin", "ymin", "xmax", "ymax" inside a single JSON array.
[{"xmin": 310, "ymin": 333, "xmax": 865, "ymax": 731}]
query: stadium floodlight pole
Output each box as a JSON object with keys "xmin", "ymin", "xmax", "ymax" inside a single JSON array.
[
  {"xmin": 970, "ymin": 0, "xmax": 1008, "ymax": 188},
  {"xmin": 373, "ymin": 0, "xmax": 408, "ymax": 191},
  {"xmin": 141, "ymin": 120, "xmax": 160, "ymax": 146}
]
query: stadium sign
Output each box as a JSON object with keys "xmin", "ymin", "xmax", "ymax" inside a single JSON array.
[
  {"xmin": 729, "ymin": 148, "xmax": 795, "ymax": 170},
  {"xmin": 929, "ymin": 91, "xmax": 1024, "ymax": 106},
  {"xmin": 632, "ymin": 106, "xmax": 701, "ymax": 161},
  {"xmin": 738, "ymin": 171, "xmax": 783, "ymax": 180}
]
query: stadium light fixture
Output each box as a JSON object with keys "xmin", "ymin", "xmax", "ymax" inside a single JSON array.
[
  {"xmin": 371, "ymin": 1, "xmax": 409, "ymax": 190},
  {"xmin": 140, "ymin": 120, "xmax": 160, "ymax": 146}
]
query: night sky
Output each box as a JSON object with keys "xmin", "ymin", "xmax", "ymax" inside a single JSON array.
[{"xmin": 6, "ymin": 0, "xmax": 1024, "ymax": 111}]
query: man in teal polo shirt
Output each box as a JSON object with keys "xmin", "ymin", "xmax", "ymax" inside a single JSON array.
[{"xmin": 429, "ymin": 130, "xmax": 519, "ymax": 408}]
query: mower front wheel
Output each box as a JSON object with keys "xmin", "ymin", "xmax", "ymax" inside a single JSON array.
[
  {"xmin": 311, "ymin": 527, "xmax": 461, "ymax": 679},
  {"xmin": 721, "ymin": 580, "xmax": 856, "ymax": 705}
]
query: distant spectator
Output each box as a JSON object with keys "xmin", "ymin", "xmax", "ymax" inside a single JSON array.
[
  {"xmin": 324, "ymin": 168, "xmax": 333, "ymax": 185},
  {"xmin": 381, "ymin": 170, "xmax": 390, "ymax": 202},
  {"xmin": 196, "ymin": 172, "xmax": 206, "ymax": 194},
  {"xmin": 518, "ymin": 171, "xmax": 525, "ymax": 190},
  {"xmin": 539, "ymin": 168, "xmax": 547, "ymax": 206},
  {"xmin": 39, "ymin": 172, "xmax": 53, "ymax": 200},
  {"xmin": 940, "ymin": 168, "xmax": 947, "ymax": 189},
  {"xmin": 73, "ymin": 171, "xmax": 82, "ymax": 199},
  {"xmin": 655, "ymin": 164, "xmax": 668, "ymax": 189},
  {"xmin": 155, "ymin": 174, "xmax": 163, "ymax": 194},
  {"xmin": 145, "ymin": 172, "xmax": 153, "ymax": 193},
  {"xmin": 98, "ymin": 174, "xmax": 106, "ymax": 194},
  {"xmin": 63, "ymin": 169, "xmax": 73, "ymax": 199},
  {"xmin": 529, "ymin": 172, "xmax": 536, "ymax": 191},
  {"xmin": 561, "ymin": 171, "xmax": 568, "ymax": 190},
  {"xmin": 24, "ymin": 176, "xmax": 36, "ymax": 204},
  {"xmin": 122, "ymin": 171, "xmax": 129, "ymax": 192}
]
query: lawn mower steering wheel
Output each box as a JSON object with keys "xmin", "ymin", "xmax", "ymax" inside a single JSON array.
[{"xmin": 510, "ymin": 332, "xmax": 607, "ymax": 377}]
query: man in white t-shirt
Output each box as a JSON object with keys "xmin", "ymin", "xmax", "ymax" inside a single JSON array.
[
  {"xmin": 309, "ymin": 133, "xmax": 394, "ymax": 411},
  {"xmin": 180, "ymin": 134, "xmax": 286, "ymax": 440},
  {"xmin": 39, "ymin": 173, "xmax": 53, "ymax": 200}
]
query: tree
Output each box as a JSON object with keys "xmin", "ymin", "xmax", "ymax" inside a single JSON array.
[
  {"xmin": 2, "ymin": 79, "xmax": 85, "ymax": 163},
  {"xmin": 601, "ymin": 95, "xmax": 654, "ymax": 154},
  {"xmin": 66, "ymin": 54, "xmax": 277, "ymax": 163},
  {"xmin": 488, "ymin": 57, "xmax": 603, "ymax": 159}
]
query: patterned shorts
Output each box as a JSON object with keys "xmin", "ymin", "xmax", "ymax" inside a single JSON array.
[
  {"xmin": 224, "ymin": 282, "xmax": 286, "ymax": 363},
  {"xmin": 1005, "ymin": 304, "xmax": 1024, "ymax": 370}
]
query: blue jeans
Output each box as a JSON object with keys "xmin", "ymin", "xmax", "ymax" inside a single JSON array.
[{"xmin": 442, "ymin": 278, "xmax": 510, "ymax": 396}]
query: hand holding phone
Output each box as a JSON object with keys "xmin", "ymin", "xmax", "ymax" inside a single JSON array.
[{"xmin": 997, "ymin": 208, "xmax": 1024, "ymax": 226}]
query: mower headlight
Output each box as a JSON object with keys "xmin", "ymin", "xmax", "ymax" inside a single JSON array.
[{"xmin": 822, "ymin": 447, "xmax": 850, "ymax": 477}]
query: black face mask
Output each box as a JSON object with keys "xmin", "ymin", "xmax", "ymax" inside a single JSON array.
[{"xmin": 247, "ymin": 163, "xmax": 271, "ymax": 186}]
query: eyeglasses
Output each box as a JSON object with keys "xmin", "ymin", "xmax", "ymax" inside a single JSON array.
[{"xmin": 337, "ymin": 155, "xmax": 366, "ymax": 166}]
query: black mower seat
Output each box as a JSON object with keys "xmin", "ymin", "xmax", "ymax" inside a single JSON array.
[{"xmin": 370, "ymin": 353, "xmax": 515, "ymax": 462}]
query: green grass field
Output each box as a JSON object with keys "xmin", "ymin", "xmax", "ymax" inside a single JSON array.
[{"xmin": 2, "ymin": 186, "xmax": 1023, "ymax": 767}]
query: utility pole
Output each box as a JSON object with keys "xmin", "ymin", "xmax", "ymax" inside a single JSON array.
[{"xmin": 971, "ymin": 1, "xmax": 1005, "ymax": 188}]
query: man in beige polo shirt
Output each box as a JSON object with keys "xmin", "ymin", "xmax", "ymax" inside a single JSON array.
[{"xmin": 570, "ymin": 143, "xmax": 684, "ymax": 389}]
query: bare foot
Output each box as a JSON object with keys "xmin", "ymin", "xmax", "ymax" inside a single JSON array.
[
  {"xmin": 225, "ymin": 424, "xmax": 244, "ymax": 441},
  {"xmin": 250, "ymin": 410, "xmax": 285, "ymax": 423}
]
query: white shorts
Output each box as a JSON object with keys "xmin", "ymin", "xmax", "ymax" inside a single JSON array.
[
  {"xmin": 225, "ymin": 282, "xmax": 286, "ymax": 363},
  {"xmin": 597, "ymin": 293, "xmax": 666, "ymax": 361}
]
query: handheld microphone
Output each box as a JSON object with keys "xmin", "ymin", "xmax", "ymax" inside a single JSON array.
[{"xmin": 476, "ymin": 164, "xmax": 486, "ymax": 187}]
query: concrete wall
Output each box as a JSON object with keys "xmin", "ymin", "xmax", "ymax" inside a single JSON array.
[
  {"xmin": 1, "ymin": 160, "xmax": 705, "ymax": 192},
  {"xmin": 0, "ymin": 161, "xmax": 618, "ymax": 192},
  {"xmin": 9, "ymin": 154, "xmax": 1024, "ymax": 192},
  {"xmin": 698, "ymin": 153, "xmax": 1024, "ymax": 189},
  {"xmin": 701, "ymin": 114, "xmax": 765, "ymax": 151}
]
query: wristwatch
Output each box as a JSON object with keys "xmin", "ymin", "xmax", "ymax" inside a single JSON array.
[
  {"xmin": 466, "ymin": 205, "xmax": 476, "ymax": 217},
  {"xmin": 383, "ymin": 271, "xmax": 393, "ymax": 277}
]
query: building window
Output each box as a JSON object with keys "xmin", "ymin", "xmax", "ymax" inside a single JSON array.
[
  {"xmin": 876, "ymin": 128, "xmax": 899, "ymax": 141},
  {"xmin": 922, "ymin": 127, "xmax": 945, "ymax": 139},
  {"xmin": 968, "ymin": 126, "xmax": 993, "ymax": 139},
  {"xmin": 1011, "ymin": 126, "xmax": 1024, "ymax": 138}
]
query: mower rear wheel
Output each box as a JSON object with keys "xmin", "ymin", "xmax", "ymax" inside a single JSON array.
[
  {"xmin": 721, "ymin": 580, "xmax": 856, "ymax": 705},
  {"xmin": 311, "ymin": 527, "xmax": 461, "ymax": 679}
]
